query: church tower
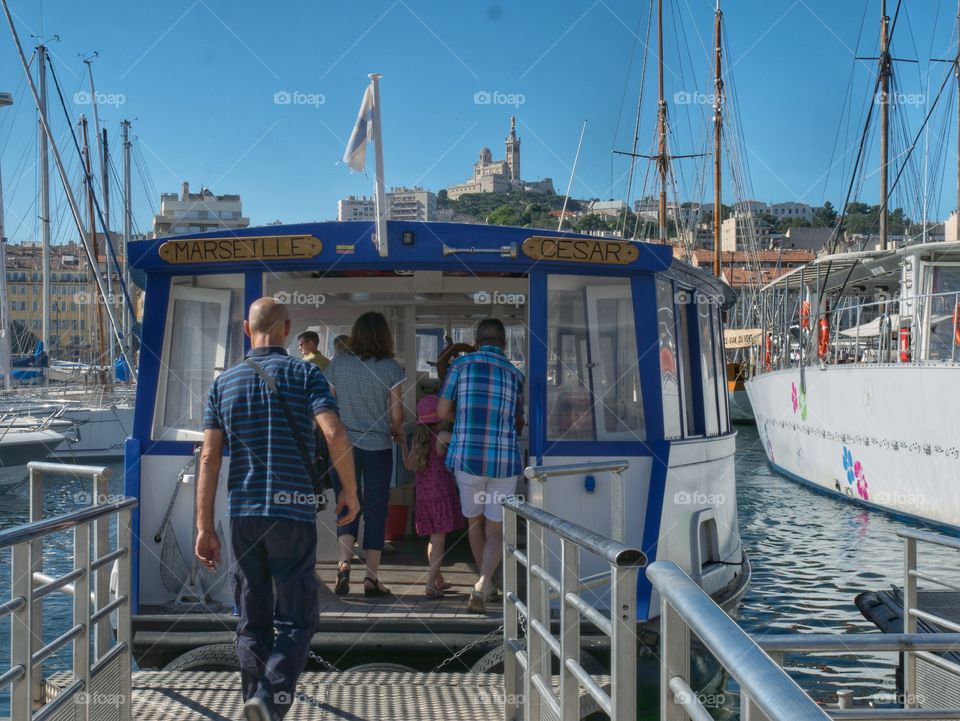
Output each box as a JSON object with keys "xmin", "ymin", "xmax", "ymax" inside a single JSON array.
[{"xmin": 505, "ymin": 116, "xmax": 520, "ymax": 182}]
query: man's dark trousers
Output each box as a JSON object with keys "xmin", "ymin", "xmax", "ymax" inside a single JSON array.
[{"xmin": 231, "ymin": 517, "xmax": 318, "ymax": 719}]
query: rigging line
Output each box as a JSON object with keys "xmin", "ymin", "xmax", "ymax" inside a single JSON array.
[
  {"xmin": 620, "ymin": 0, "xmax": 654, "ymax": 239},
  {"xmin": 0, "ymin": 51, "xmax": 33, "ymax": 155},
  {"xmin": 828, "ymin": 58, "xmax": 954, "ymax": 317},
  {"xmin": 45, "ymin": 51, "xmax": 135, "ymax": 320},
  {"xmin": 611, "ymin": 0, "xmax": 647, "ymax": 152}
]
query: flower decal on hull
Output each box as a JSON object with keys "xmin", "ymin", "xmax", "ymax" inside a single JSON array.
[
  {"xmin": 791, "ymin": 382, "xmax": 808, "ymax": 420},
  {"xmin": 842, "ymin": 446, "xmax": 869, "ymax": 501}
]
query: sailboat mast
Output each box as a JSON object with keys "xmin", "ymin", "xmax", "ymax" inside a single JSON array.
[
  {"xmin": 956, "ymin": 0, "xmax": 960, "ymax": 214},
  {"xmin": 879, "ymin": 0, "xmax": 890, "ymax": 250},
  {"xmin": 81, "ymin": 116, "xmax": 107, "ymax": 375},
  {"xmin": 0, "ymin": 93, "xmax": 11, "ymax": 391},
  {"xmin": 122, "ymin": 119, "xmax": 131, "ymax": 352},
  {"xmin": 102, "ymin": 127, "xmax": 114, "ymax": 369},
  {"xmin": 713, "ymin": 0, "xmax": 723, "ymax": 276},
  {"xmin": 38, "ymin": 45, "xmax": 50, "ymax": 364},
  {"xmin": 657, "ymin": 0, "xmax": 668, "ymax": 243}
]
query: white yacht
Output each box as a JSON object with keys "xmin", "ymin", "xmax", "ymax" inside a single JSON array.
[{"xmin": 747, "ymin": 242, "xmax": 960, "ymax": 529}]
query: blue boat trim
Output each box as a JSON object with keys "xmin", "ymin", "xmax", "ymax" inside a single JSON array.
[{"xmin": 768, "ymin": 460, "xmax": 960, "ymax": 538}]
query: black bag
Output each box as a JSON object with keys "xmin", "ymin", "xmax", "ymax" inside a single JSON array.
[{"xmin": 245, "ymin": 358, "xmax": 332, "ymax": 512}]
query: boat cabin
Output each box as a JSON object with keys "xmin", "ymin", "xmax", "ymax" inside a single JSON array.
[{"xmin": 125, "ymin": 221, "xmax": 744, "ymax": 628}]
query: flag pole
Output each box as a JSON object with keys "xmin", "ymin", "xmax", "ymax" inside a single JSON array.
[{"xmin": 369, "ymin": 73, "xmax": 388, "ymax": 256}]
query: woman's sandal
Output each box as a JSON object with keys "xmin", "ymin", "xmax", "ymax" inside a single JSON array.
[
  {"xmin": 435, "ymin": 578, "xmax": 453, "ymax": 592},
  {"xmin": 334, "ymin": 564, "xmax": 350, "ymax": 596},
  {"xmin": 424, "ymin": 583, "xmax": 444, "ymax": 599},
  {"xmin": 363, "ymin": 576, "xmax": 392, "ymax": 598}
]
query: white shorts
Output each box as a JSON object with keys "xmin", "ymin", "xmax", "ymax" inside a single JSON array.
[{"xmin": 455, "ymin": 471, "xmax": 519, "ymax": 522}]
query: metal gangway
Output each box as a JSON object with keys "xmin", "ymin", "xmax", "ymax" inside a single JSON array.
[{"xmin": 6, "ymin": 460, "xmax": 960, "ymax": 720}]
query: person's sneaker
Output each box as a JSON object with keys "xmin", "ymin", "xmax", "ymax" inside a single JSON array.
[
  {"xmin": 467, "ymin": 589, "xmax": 486, "ymax": 614},
  {"xmin": 485, "ymin": 587, "xmax": 502, "ymax": 603},
  {"xmin": 244, "ymin": 698, "xmax": 275, "ymax": 721}
]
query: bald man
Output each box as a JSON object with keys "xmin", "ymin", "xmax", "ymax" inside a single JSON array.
[{"xmin": 196, "ymin": 297, "xmax": 359, "ymax": 721}]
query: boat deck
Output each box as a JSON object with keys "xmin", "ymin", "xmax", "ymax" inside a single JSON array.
[{"xmin": 134, "ymin": 538, "xmax": 509, "ymax": 669}]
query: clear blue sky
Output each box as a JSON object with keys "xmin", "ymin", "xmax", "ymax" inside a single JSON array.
[{"xmin": 0, "ymin": 0, "xmax": 957, "ymax": 242}]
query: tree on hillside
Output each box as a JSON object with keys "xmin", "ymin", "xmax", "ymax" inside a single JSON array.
[
  {"xmin": 574, "ymin": 214, "xmax": 611, "ymax": 232},
  {"xmin": 487, "ymin": 204, "xmax": 522, "ymax": 227},
  {"xmin": 813, "ymin": 201, "xmax": 837, "ymax": 227}
]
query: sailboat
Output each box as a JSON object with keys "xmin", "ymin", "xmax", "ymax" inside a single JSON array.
[
  {"xmin": 1, "ymin": 45, "xmax": 136, "ymax": 461},
  {"xmin": 746, "ymin": 0, "xmax": 960, "ymax": 529}
]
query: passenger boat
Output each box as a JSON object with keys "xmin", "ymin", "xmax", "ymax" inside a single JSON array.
[{"xmin": 123, "ymin": 220, "xmax": 749, "ymax": 664}]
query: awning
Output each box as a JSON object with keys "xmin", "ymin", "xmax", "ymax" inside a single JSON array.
[
  {"xmin": 839, "ymin": 315, "xmax": 899, "ymax": 338},
  {"xmin": 724, "ymin": 328, "xmax": 761, "ymax": 348}
]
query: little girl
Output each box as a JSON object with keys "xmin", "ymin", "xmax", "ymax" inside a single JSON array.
[{"xmin": 401, "ymin": 394, "xmax": 465, "ymax": 597}]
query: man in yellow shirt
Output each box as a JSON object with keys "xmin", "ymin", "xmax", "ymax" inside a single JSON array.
[{"xmin": 297, "ymin": 330, "xmax": 330, "ymax": 371}]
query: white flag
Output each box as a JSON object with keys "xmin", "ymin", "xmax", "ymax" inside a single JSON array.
[{"xmin": 343, "ymin": 84, "xmax": 374, "ymax": 172}]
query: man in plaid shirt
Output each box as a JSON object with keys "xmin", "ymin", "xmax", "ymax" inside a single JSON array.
[{"xmin": 437, "ymin": 318, "xmax": 524, "ymax": 613}]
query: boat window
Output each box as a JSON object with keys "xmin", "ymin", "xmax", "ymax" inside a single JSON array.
[
  {"xmin": 713, "ymin": 304, "xmax": 730, "ymax": 433},
  {"xmin": 656, "ymin": 279, "xmax": 682, "ymax": 439},
  {"xmin": 676, "ymin": 293, "xmax": 697, "ymax": 436},
  {"xmin": 153, "ymin": 275, "xmax": 244, "ymax": 441},
  {"xmin": 698, "ymin": 301, "xmax": 720, "ymax": 436},
  {"xmin": 546, "ymin": 275, "xmax": 644, "ymax": 442},
  {"xmin": 925, "ymin": 264, "xmax": 960, "ymax": 360}
]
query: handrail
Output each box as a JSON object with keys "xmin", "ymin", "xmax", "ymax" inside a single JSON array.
[
  {"xmin": 896, "ymin": 528, "xmax": 960, "ymax": 552},
  {"xmin": 520, "ymin": 459, "xmax": 631, "ymax": 543},
  {"xmin": 501, "ymin": 497, "xmax": 644, "ymax": 567},
  {"xmin": 1, "ymin": 461, "xmax": 135, "ymax": 721},
  {"xmin": 502, "ymin": 495, "xmax": 643, "ymax": 721},
  {"xmin": 648, "ymin": 561, "xmax": 831, "ymax": 721},
  {"xmin": 0, "ymin": 497, "xmax": 136, "ymax": 549}
]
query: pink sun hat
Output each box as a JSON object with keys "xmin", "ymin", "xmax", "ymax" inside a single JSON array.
[{"xmin": 416, "ymin": 394, "xmax": 442, "ymax": 424}]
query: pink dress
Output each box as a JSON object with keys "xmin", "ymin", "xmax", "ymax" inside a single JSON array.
[{"xmin": 415, "ymin": 442, "xmax": 466, "ymax": 536}]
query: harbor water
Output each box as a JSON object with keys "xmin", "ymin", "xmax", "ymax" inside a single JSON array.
[{"xmin": 1, "ymin": 430, "xmax": 959, "ymax": 715}]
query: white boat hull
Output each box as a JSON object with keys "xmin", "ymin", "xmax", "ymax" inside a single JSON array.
[
  {"xmin": 51, "ymin": 406, "xmax": 134, "ymax": 460},
  {"xmin": 0, "ymin": 429, "xmax": 65, "ymax": 489},
  {"xmin": 746, "ymin": 365, "xmax": 960, "ymax": 529}
]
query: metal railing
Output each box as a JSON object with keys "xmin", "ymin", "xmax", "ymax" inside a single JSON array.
[
  {"xmin": 1, "ymin": 461, "xmax": 136, "ymax": 721},
  {"xmin": 502, "ymin": 494, "xmax": 645, "ymax": 721},
  {"xmin": 524, "ymin": 460, "xmax": 629, "ymax": 544},
  {"xmin": 756, "ymin": 288, "xmax": 960, "ymax": 372},
  {"xmin": 899, "ymin": 528, "xmax": 960, "ymax": 709},
  {"xmin": 650, "ymin": 561, "xmax": 832, "ymax": 721},
  {"xmin": 652, "ymin": 554, "xmax": 960, "ymax": 721}
]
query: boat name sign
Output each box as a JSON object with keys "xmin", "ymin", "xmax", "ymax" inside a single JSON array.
[
  {"xmin": 158, "ymin": 235, "xmax": 323, "ymax": 264},
  {"xmin": 522, "ymin": 236, "xmax": 639, "ymax": 265}
]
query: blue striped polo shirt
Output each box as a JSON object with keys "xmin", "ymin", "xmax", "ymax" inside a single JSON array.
[
  {"xmin": 202, "ymin": 346, "xmax": 339, "ymax": 522},
  {"xmin": 439, "ymin": 345, "xmax": 525, "ymax": 478}
]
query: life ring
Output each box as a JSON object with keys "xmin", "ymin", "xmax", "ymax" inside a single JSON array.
[
  {"xmin": 764, "ymin": 334, "xmax": 772, "ymax": 370},
  {"xmin": 953, "ymin": 303, "xmax": 960, "ymax": 346},
  {"xmin": 817, "ymin": 318, "xmax": 829, "ymax": 359},
  {"xmin": 800, "ymin": 300, "xmax": 810, "ymax": 330}
]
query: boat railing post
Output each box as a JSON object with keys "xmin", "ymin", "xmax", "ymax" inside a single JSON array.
[
  {"xmin": 953, "ymin": 291, "xmax": 958, "ymax": 364},
  {"xmin": 855, "ymin": 303, "xmax": 862, "ymax": 363},
  {"xmin": 660, "ymin": 592, "xmax": 689, "ymax": 721},
  {"xmin": 903, "ymin": 535, "xmax": 918, "ymax": 707},
  {"xmin": 73, "ymin": 520, "xmax": 91, "ymax": 721},
  {"xmin": 610, "ymin": 564, "xmax": 637, "ymax": 721},
  {"xmin": 559, "ymin": 537, "xmax": 580, "ymax": 720},
  {"xmin": 526, "ymin": 520, "xmax": 545, "ymax": 721},
  {"xmin": 27, "ymin": 465, "xmax": 43, "ymax": 707},
  {"xmin": 502, "ymin": 506, "xmax": 519, "ymax": 721},
  {"xmin": 117, "ymin": 505, "xmax": 133, "ymax": 721},
  {"xmin": 93, "ymin": 468, "xmax": 111, "ymax": 659},
  {"xmin": 10, "ymin": 540, "xmax": 32, "ymax": 720}
]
